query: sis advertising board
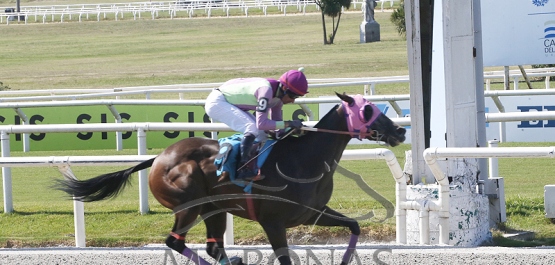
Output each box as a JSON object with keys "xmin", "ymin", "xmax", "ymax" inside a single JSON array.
[
  {"xmin": 481, "ymin": 0, "xmax": 555, "ymax": 66},
  {"xmin": 0, "ymin": 97, "xmax": 552, "ymax": 151},
  {"xmin": 0, "ymin": 104, "xmax": 317, "ymax": 151}
]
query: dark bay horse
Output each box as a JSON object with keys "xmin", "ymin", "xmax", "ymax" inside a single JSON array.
[{"xmin": 55, "ymin": 93, "xmax": 406, "ymax": 265}]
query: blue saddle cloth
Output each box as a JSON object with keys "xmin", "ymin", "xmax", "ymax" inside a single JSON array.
[{"xmin": 214, "ymin": 133, "xmax": 275, "ymax": 193}]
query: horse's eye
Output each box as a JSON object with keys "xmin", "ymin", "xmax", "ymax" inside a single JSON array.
[{"xmin": 363, "ymin": 105, "xmax": 374, "ymax": 122}]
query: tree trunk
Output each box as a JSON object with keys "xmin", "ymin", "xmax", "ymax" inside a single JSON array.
[
  {"xmin": 321, "ymin": 11, "xmax": 329, "ymax": 44},
  {"xmin": 329, "ymin": 13, "xmax": 342, "ymax": 44}
]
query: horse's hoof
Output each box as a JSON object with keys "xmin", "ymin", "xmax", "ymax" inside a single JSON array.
[
  {"xmin": 218, "ymin": 171, "xmax": 230, "ymax": 182},
  {"xmin": 228, "ymin": 256, "xmax": 244, "ymax": 265}
]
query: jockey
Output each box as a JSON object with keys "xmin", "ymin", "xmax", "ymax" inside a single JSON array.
[{"xmin": 204, "ymin": 68, "xmax": 309, "ymax": 181}]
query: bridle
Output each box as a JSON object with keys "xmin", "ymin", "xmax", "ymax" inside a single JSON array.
[
  {"xmin": 300, "ymin": 126, "xmax": 383, "ymax": 142},
  {"xmin": 299, "ymin": 96, "xmax": 387, "ymax": 143},
  {"xmin": 342, "ymin": 95, "xmax": 382, "ymax": 140}
]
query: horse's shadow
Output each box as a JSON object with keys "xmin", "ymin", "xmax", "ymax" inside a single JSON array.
[{"xmin": 8, "ymin": 209, "xmax": 169, "ymax": 216}]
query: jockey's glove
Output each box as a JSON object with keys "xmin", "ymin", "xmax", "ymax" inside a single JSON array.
[{"xmin": 285, "ymin": 120, "xmax": 303, "ymax": 129}]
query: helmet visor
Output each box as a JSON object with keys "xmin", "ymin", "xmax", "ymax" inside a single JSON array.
[{"xmin": 285, "ymin": 90, "xmax": 301, "ymax": 99}]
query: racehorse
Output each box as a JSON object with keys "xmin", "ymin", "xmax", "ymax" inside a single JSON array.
[{"xmin": 55, "ymin": 93, "xmax": 406, "ymax": 265}]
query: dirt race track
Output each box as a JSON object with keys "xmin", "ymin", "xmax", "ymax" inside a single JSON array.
[{"xmin": 2, "ymin": 243, "xmax": 555, "ymax": 265}]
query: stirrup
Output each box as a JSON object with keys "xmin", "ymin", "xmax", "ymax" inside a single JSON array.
[{"xmin": 237, "ymin": 168, "xmax": 265, "ymax": 181}]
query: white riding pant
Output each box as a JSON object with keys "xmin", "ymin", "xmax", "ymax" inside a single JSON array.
[{"xmin": 205, "ymin": 90, "xmax": 267, "ymax": 142}]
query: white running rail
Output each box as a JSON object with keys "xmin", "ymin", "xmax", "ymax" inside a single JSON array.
[{"xmin": 0, "ymin": 148, "xmax": 403, "ymax": 247}]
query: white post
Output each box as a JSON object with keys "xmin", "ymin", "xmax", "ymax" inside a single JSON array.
[
  {"xmin": 14, "ymin": 108, "xmax": 30, "ymax": 152},
  {"xmin": 488, "ymin": 140, "xmax": 499, "ymax": 178},
  {"xmin": 73, "ymin": 198, "xmax": 86, "ymax": 247},
  {"xmin": 137, "ymin": 128, "xmax": 149, "ymax": 214},
  {"xmin": 487, "ymin": 139, "xmax": 506, "ymax": 225},
  {"xmin": 438, "ymin": 183, "xmax": 450, "ymax": 245},
  {"xmin": 395, "ymin": 181, "xmax": 407, "ymax": 244},
  {"xmin": 498, "ymin": 121, "xmax": 506, "ymax": 143},
  {"xmin": 107, "ymin": 105, "xmax": 123, "ymax": 151},
  {"xmin": 405, "ymin": 0, "xmax": 432, "ymax": 184},
  {"xmin": 115, "ymin": 126, "xmax": 123, "ymax": 151},
  {"xmin": 224, "ymin": 213, "xmax": 234, "ymax": 246},
  {"xmin": 1, "ymin": 131, "xmax": 13, "ymax": 213},
  {"xmin": 57, "ymin": 166, "xmax": 86, "ymax": 247}
]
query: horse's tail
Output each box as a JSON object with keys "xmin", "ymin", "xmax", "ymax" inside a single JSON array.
[{"xmin": 54, "ymin": 157, "xmax": 156, "ymax": 202}]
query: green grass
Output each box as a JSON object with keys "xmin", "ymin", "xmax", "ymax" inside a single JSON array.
[
  {"xmin": 0, "ymin": 11, "xmax": 410, "ymax": 94},
  {"xmin": 486, "ymin": 142, "xmax": 555, "ymax": 247},
  {"xmin": 1, "ymin": 7, "xmax": 552, "ymax": 93}
]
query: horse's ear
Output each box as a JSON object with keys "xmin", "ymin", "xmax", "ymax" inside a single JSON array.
[{"xmin": 336, "ymin": 92, "xmax": 354, "ymax": 106}]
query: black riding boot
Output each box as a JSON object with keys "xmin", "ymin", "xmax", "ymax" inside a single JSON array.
[
  {"xmin": 239, "ymin": 133, "xmax": 256, "ymax": 165},
  {"xmin": 236, "ymin": 133, "xmax": 259, "ymax": 181}
]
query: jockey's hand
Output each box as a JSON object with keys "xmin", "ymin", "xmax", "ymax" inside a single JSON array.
[
  {"xmin": 285, "ymin": 120, "xmax": 303, "ymax": 130},
  {"xmin": 266, "ymin": 130, "xmax": 278, "ymax": 140},
  {"xmin": 272, "ymin": 128, "xmax": 305, "ymax": 139}
]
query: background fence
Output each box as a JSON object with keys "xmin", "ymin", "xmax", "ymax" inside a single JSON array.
[
  {"xmin": 1, "ymin": 0, "xmax": 400, "ymax": 25},
  {"xmin": 0, "ymin": 72, "xmax": 554, "ymax": 246}
]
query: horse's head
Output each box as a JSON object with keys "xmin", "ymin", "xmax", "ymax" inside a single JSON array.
[{"xmin": 336, "ymin": 92, "xmax": 406, "ymax": 147}]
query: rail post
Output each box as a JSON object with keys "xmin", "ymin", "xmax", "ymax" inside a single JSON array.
[
  {"xmin": 137, "ymin": 128, "xmax": 149, "ymax": 214},
  {"xmin": 1, "ymin": 131, "xmax": 13, "ymax": 213}
]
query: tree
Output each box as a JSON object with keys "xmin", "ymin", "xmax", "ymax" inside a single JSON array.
[
  {"xmin": 532, "ymin": 64, "xmax": 555, "ymax": 81},
  {"xmin": 314, "ymin": 0, "xmax": 352, "ymax": 45},
  {"xmin": 390, "ymin": 0, "xmax": 405, "ymax": 38},
  {"xmin": 0, "ymin": 82, "xmax": 10, "ymax": 91}
]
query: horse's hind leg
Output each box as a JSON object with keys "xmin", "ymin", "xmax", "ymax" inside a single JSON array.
[
  {"xmin": 165, "ymin": 207, "xmax": 211, "ymax": 265},
  {"xmin": 303, "ymin": 206, "xmax": 360, "ymax": 265}
]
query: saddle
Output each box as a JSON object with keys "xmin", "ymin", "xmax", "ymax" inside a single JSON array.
[{"xmin": 214, "ymin": 134, "xmax": 275, "ymax": 191}]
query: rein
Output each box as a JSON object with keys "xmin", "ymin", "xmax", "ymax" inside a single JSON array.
[
  {"xmin": 300, "ymin": 126, "xmax": 377, "ymax": 139},
  {"xmin": 236, "ymin": 128, "xmax": 296, "ymax": 171}
]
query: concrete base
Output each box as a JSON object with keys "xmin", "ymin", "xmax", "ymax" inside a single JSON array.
[
  {"xmin": 545, "ymin": 185, "xmax": 555, "ymax": 218},
  {"xmin": 360, "ymin": 21, "xmax": 380, "ymax": 43},
  {"xmin": 405, "ymin": 179, "xmax": 491, "ymax": 246}
]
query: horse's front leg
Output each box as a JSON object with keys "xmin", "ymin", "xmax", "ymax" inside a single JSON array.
[
  {"xmin": 202, "ymin": 206, "xmax": 244, "ymax": 265},
  {"xmin": 259, "ymin": 220, "xmax": 295, "ymax": 265},
  {"xmin": 302, "ymin": 206, "xmax": 361, "ymax": 265}
]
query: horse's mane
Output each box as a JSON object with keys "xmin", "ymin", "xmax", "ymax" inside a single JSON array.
[
  {"xmin": 314, "ymin": 104, "xmax": 340, "ymax": 129},
  {"xmin": 273, "ymin": 104, "xmax": 340, "ymax": 145}
]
